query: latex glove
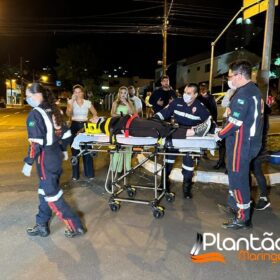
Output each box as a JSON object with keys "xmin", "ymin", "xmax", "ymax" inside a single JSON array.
[
  {"xmin": 214, "ymin": 133, "xmax": 222, "ymax": 142},
  {"xmin": 214, "ymin": 127, "xmax": 221, "ymax": 134},
  {"xmin": 22, "ymin": 163, "xmax": 32, "ymax": 177},
  {"xmin": 63, "ymin": 151, "xmax": 68, "ymax": 161}
]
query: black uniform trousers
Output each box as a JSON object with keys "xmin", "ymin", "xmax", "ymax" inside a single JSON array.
[
  {"xmin": 35, "ymin": 145, "xmax": 83, "ymax": 231},
  {"xmin": 226, "ymin": 128, "xmax": 260, "ymax": 221},
  {"xmin": 70, "ymin": 120, "xmax": 94, "ymax": 179}
]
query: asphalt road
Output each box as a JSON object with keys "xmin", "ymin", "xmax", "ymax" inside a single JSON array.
[{"xmin": 0, "ymin": 107, "xmax": 280, "ymax": 280}]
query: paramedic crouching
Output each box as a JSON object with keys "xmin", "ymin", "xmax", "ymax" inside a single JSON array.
[{"xmin": 155, "ymin": 83, "xmax": 212, "ymax": 199}]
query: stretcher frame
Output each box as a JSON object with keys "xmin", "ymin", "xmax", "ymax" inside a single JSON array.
[{"xmin": 71, "ymin": 132, "xmax": 217, "ymax": 218}]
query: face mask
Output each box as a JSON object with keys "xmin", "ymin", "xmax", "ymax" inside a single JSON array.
[
  {"xmin": 26, "ymin": 96, "xmax": 40, "ymax": 108},
  {"xmin": 183, "ymin": 93, "xmax": 193, "ymax": 104},
  {"xmin": 227, "ymin": 80, "xmax": 236, "ymax": 90}
]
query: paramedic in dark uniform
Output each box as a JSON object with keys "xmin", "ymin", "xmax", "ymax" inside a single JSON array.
[
  {"xmin": 215, "ymin": 60, "xmax": 263, "ymax": 229},
  {"xmin": 22, "ymin": 83, "xmax": 86, "ymax": 238},
  {"xmin": 155, "ymin": 83, "xmax": 212, "ymax": 199},
  {"xmin": 149, "ymin": 75, "xmax": 177, "ymax": 113}
]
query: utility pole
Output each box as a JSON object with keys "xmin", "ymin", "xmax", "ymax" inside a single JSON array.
[
  {"xmin": 162, "ymin": 0, "xmax": 168, "ymax": 75},
  {"xmin": 208, "ymin": 0, "xmax": 262, "ymax": 94},
  {"xmin": 259, "ymin": 0, "xmax": 275, "ymax": 101}
]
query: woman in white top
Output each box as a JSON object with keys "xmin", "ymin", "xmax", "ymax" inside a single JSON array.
[
  {"xmin": 111, "ymin": 86, "xmax": 136, "ymax": 173},
  {"xmin": 66, "ymin": 84, "xmax": 98, "ymax": 180}
]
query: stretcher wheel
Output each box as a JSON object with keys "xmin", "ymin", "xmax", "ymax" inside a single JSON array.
[
  {"xmin": 127, "ymin": 187, "xmax": 136, "ymax": 198},
  {"xmin": 153, "ymin": 206, "xmax": 165, "ymax": 219},
  {"xmin": 109, "ymin": 201, "xmax": 120, "ymax": 212},
  {"xmin": 165, "ymin": 192, "xmax": 175, "ymax": 203},
  {"xmin": 70, "ymin": 156, "xmax": 78, "ymax": 166}
]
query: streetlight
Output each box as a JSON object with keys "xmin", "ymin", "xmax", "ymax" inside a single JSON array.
[{"xmin": 40, "ymin": 75, "xmax": 49, "ymax": 83}]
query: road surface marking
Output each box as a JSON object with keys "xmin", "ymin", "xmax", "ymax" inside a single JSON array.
[
  {"xmin": 2, "ymin": 115, "xmax": 10, "ymax": 118},
  {"xmin": 14, "ymin": 112, "xmax": 20, "ymax": 114}
]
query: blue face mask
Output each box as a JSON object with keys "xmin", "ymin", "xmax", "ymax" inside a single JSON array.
[{"xmin": 26, "ymin": 96, "xmax": 40, "ymax": 108}]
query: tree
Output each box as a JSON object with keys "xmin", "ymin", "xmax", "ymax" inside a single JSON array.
[{"xmin": 55, "ymin": 44, "xmax": 101, "ymax": 90}]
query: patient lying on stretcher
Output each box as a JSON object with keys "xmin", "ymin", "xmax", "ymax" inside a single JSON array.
[{"xmin": 86, "ymin": 115, "xmax": 212, "ymax": 139}]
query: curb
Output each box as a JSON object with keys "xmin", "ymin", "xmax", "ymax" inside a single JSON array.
[{"xmin": 137, "ymin": 154, "xmax": 280, "ymax": 186}]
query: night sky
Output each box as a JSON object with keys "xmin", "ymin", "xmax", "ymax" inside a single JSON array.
[{"xmin": 0, "ymin": 0, "xmax": 279, "ymax": 78}]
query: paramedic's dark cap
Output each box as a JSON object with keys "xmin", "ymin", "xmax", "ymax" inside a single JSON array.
[
  {"xmin": 161, "ymin": 75, "xmax": 169, "ymax": 81},
  {"xmin": 200, "ymin": 82, "xmax": 207, "ymax": 87}
]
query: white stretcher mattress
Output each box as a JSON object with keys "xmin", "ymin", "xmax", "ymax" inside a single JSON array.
[{"xmin": 72, "ymin": 133, "xmax": 217, "ymax": 151}]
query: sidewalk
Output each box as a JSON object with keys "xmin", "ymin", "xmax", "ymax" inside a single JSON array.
[{"xmin": 137, "ymin": 152, "xmax": 280, "ymax": 186}]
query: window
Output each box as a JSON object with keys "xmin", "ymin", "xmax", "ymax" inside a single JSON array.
[
  {"xmin": 205, "ymin": 63, "xmax": 210, "ymax": 73},
  {"xmin": 197, "ymin": 66, "xmax": 200, "ymax": 71},
  {"xmin": 188, "ymin": 69, "xmax": 191, "ymax": 73}
]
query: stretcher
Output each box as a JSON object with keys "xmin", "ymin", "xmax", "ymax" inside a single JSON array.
[{"xmin": 71, "ymin": 132, "xmax": 217, "ymax": 218}]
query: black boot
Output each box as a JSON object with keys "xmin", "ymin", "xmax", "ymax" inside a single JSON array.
[
  {"xmin": 183, "ymin": 180, "xmax": 192, "ymax": 199},
  {"xmin": 213, "ymin": 160, "xmax": 226, "ymax": 170},
  {"xmin": 222, "ymin": 218, "xmax": 252, "ymax": 230},
  {"xmin": 26, "ymin": 223, "xmax": 50, "ymax": 237},
  {"xmin": 65, "ymin": 227, "xmax": 86, "ymax": 238}
]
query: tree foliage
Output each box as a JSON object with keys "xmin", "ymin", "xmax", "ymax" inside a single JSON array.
[{"xmin": 55, "ymin": 44, "xmax": 101, "ymax": 88}]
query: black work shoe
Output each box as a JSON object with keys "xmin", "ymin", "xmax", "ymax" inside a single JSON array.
[
  {"xmin": 217, "ymin": 203, "xmax": 236, "ymax": 218},
  {"xmin": 213, "ymin": 161, "xmax": 226, "ymax": 170},
  {"xmin": 183, "ymin": 181, "xmax": 192, "ymax": 199},
  {"xmin": 194, "ymin": 116, "xmax": 212, "ymax": 137},
  {"xmin": 255, "ymin": 197, "xmax": 271, "ymax": 210},
  {"xmin": 64, "ymin": 227, "xmax": 86, "ymax": 238},
  {"xmin": 26, "ymin": 224, "xmax": 50, "ymax": 237},
  {"xmin": 222, "ymin": 218, "xmax": 252, "ymax": 230}
]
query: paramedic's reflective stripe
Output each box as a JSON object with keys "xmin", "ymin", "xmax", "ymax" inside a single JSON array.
[
  {"xmin": 104, "ymin": 118, "xmax": 111, "ymax": 136},
  {"xmin": 165, "ymin": 159, "xmax": 175, "ymax": 163},
  {"xmin": 34, "ymin": 107, "xmax": 53, "ymax": 145},
  {"xmin": 38, "ymin": 188, "xmax": 45, "ymax": 195},
  {"xmin": 228, "ymin": 116, "xmax": 243, "ymax": 126},
  {"xmin": 229, "ymin": 190, "xmax": 234, "ymax": 197},
  {"xmin": 44, "ymin": 190, "xmax": 63, "ymax": 202},
  {"xmin": 250, "ymin": 96, "xmax": 258, "ymax": 137},
  {"xmin": 182, "ymin": 164, "xmax": 194, "ymax": 171},
  {"xmin": 29, "ymin": 138, "xmax": 44, "ymax": 145},
  {"xmin": 236, "ymin": 201, "xmax": 251, "ymax": 209},
  {"xmin": 156, "ymin": 112, "xmax": 164, "ymax": 120},
  {"xmin": 62, "ymin": 129, "xmax": 71, "ymax": 139},
  {"xmin": 174, "ymin": 110, "xmax": 201, "ymax": 120}
]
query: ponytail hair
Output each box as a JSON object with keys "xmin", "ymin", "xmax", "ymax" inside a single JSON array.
[{"xmin": 26, "ymin": 83, "xmax": 64, "ymax": 127}]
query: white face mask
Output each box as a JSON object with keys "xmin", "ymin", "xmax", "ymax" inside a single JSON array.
[
  {"xmin": 227, "ymin": 80, "xmax": 236, "ymax": 90},
  {"xmin": 183, "ymin": 93, "xmax": 193, "ymax": 104}
]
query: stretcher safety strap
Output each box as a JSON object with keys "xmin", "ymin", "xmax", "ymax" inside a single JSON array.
[
  {"xmin": 125, "ymin": 114, "xmax": 139, "ymax": 137},
  {"xmin": 104, "ymin": 118, "xmax": 112, "ymax": 136}
]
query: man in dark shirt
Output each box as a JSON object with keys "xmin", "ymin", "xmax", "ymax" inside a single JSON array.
[
  {"xmin": 215, "ymin": 60, "xmax": 263, "ymax": 230},
  {"xmin": 149, "ymin": 75, "xmax": 177, "ymax": 114},
  {"xmin": 197, "ymin": 82, "xmax": 218, "ymax": 123}
]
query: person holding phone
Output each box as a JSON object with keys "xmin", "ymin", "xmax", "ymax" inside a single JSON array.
[
  {"xmin": 66, "ymin": 84, "xmax": 98, "ymax": 181},
  {"xmin": 110, "ymin": 86, "xmax": 136, "ymax": 173}
]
